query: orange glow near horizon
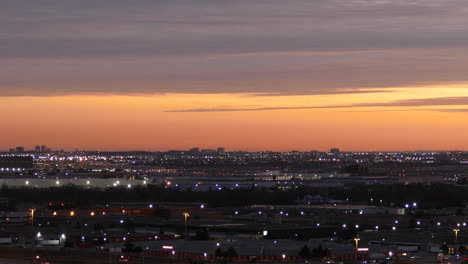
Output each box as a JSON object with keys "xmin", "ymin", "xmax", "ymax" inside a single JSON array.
[{"xmin": 2, "ymin": 84, "xmax": 468, "ymax": 152}]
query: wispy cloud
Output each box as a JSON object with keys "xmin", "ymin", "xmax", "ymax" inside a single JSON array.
[
  {"xmin": 435, "ymin": 108, "xmax": 468, "ymax": 113},
  {"xmin": 166, "ymin": 96, "xmax": 468, "ymax": 112}
]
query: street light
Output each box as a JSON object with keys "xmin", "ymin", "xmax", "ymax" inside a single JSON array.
[
  {"xmin": 30, "ymin": 208, "xmax": 37, "ymax": 261},
  {"xmin": 354, "ymin": 237, "xmax": 360, "ymax": 251},
  {"xmin": 30, "ymin": 209, "xmax": 36, "ymax": 227},
  {"xmin": 453, "ymin": 229, "xmax": 460, "ymax": 242},
  {"xmin": 183, "ymin": 212, "xmax": 190, "ymax": 237}
]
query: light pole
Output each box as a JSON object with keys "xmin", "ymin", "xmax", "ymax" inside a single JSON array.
[
  {"xmin": 354, "ymin": 237, "xmax": 360, "ymax": 261},
  {"xmin": 183, "ymin": 212, "xmax": 190, "ymax": 256},
  {"xmin": 183, "ymin": 212, "xmax": 190, "ymax": 238},
  {"xmin": 30, "ymin": 208, "xmax": 36, "ymax": 243},
  {"xmin": 30, "ymin": 209, "xmax": 36, "ymax": 228},
  {"xmin": 453, "ymin": 229, "xmax": 460, "ymax": 243},
  {"xmin": 30, "ymin": 208, "xmax": 36, "ymax": 262},
  {"xmin": 354, "ymin": 237, "xmax": 360, "ymax": 251}
]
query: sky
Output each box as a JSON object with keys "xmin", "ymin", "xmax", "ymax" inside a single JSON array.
[{"xmin": 2, "ymin": 0, "xmax": 468, "ymax": 151}]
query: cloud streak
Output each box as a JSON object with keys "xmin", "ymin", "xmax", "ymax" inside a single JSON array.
[{"xmin": 166, "ymin": 96, "xmax": 468, "ymax": 112}]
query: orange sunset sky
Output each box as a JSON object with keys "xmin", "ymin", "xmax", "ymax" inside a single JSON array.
[{"xmin": 2, "ymin": 1, "xmax": 468, "ymax": 152}]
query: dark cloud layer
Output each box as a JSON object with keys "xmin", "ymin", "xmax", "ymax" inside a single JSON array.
[{"xmin": 1, "ymin": 0, "xmax": 468, "ymax": 96}]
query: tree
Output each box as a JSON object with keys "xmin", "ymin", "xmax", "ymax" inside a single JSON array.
[
  {"xmin": 440, "ymin": 244, "xmax": 449, "ymax": 254},
  {"xmin": 93, "ymin": 223, "xmax": 104, "ymax": 232},
  {"xmin": 134, "ymin": 246, "xmax": 143, "ymax": 253},
  {"xmin": 123, "ymin": 219, "xmax": 135, "ymax": 232},
  {"xmin": 225, "ymin": 247, "xmax": 238, "ymax": 259},
  {"xmin": 311, "ymin": 245, "xmax": 331, "ymax": 258},
  {"xmin": 299, "ymin": 245, "xmax": 312, "ymax": 259},
  {"xmin": 123, "ymin": 242, "xmax": 135, "ymax": 252},
  {"xmin": 215, "ymin": 248, "xmax": 224, "ymax": 257},
  {"xmin": 194, "ymin": 229, "xmax": 210, "ymax": 240},
  {"xmin": 408, "ymin": 218, "xmax": 417, "ymax": 229}
]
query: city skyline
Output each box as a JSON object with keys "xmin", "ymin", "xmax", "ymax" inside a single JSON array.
[
  {"xmin": 2, "ymin": 1, "xmax": 468, "ymax": 151},
  {"xmin": 3, "ymin": 144, "xmax": 468, "ymax": 153}
]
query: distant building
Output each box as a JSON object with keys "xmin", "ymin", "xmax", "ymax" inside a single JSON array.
[
  {"xmin": 41, "ymin": 145, "xmax": 47, "ymax": 153},
  {"xmin": 217, "ymin": 147, "xmax": 225, "ymax": 153},
  {"xmin": 15, "ymin": 147, "xmax": 24, "ymax": 153},
  {"xmin": 201, "ymin": 149, "xmax": 217, "ymax": 154},
  {"xmin": 189, "ymin": 147, "xmax": 200, "ymax": 153},
  {"xmin": 342, "ymin": 164, "xmax": 369, "ymax": 176},
  {"xmin": 330, "ymin": 148, "xmax": 340, "ymax": 154},
  {"xmin": 35, "ymin": 145, "xmax": 41, "ymax": 153}
]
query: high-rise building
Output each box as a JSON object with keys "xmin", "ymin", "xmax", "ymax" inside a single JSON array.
[
  {"xmin": 15, "ymin": 146, "xmax": 25, "ymax": 153},
  {"xmin": 35, "ymin": 145, "xmax": 41, "ymax": 152},
  {"xmin": 217, "ymin": 147, "xmax": 225, "ymax": 153},
  {"xmin": 41, "ymin": 145, "xmax": 47, "ymax": 153}
]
